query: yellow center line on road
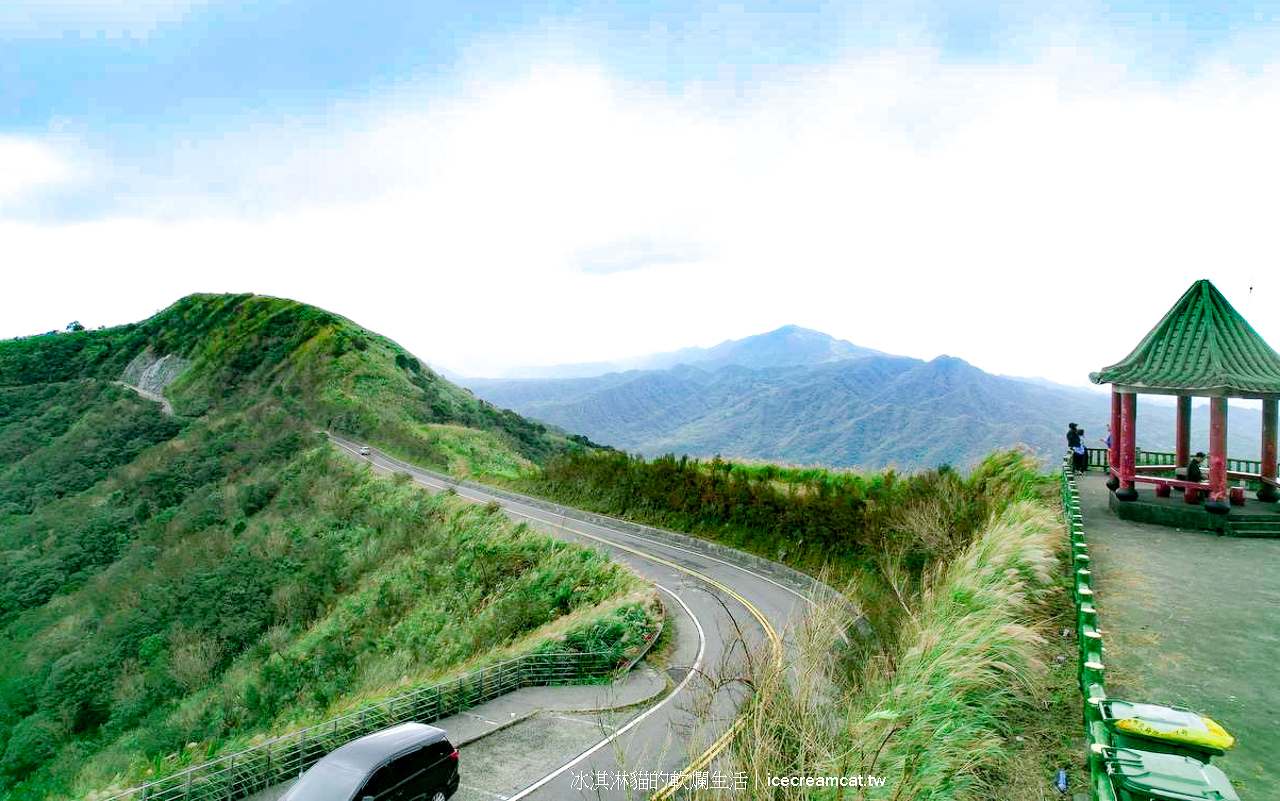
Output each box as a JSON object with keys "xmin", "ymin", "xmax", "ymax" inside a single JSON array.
[
  {"xmin": 491, "ymin": 510, "xmax": 781, "ymax": 801},
  {"xmin": 334, "ymin": 437, "xmax": 782, "ymax": 799}
]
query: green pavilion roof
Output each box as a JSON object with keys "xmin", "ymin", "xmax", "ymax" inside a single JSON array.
[{"xmin": 1090, "ymin": 279, "xmax": 1280, "ymax": 397}]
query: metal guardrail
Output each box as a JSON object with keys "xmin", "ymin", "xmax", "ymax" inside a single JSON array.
[
  {"xmin": 101, "ymin": 651, "xmax": 616, "ymax": 801},
  {"xmin": 332, "ymin": 433, "xmax": 854, "ymax": 615},
  {"xmin": 1084, "ymin": 448, "xmax": 1262, "ymax": 475}
]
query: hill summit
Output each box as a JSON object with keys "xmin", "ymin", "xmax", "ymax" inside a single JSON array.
[{"xmin": 1, "ymin": 293, "xmax": 572, "ymax": 475}]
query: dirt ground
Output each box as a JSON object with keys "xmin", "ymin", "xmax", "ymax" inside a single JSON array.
[{"xmin": 1078, "ymin": 474, "xmax": 1279, "ymax": 799}]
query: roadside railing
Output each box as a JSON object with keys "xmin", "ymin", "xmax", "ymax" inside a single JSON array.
[{"xmin": 101, "ymin": 651, "xmax": 617, "ymax": 801}]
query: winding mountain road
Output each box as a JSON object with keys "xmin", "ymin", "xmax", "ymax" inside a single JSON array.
[
  {"xmin": 326, "ymin": 434, "xmax": 824, "ymax": 799},
  {"xmin": 115, "ymin": 380, "xmax": 175, "ymax": 416}
]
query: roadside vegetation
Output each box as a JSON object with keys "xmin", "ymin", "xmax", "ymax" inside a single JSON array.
[
  {"xmin": 517, "ymin": 449, "xmax": 1084, "ymax": 799},
  {"xmin": 698, "ymin": 490, "xmax": 1080, "ymax": 799},
  {"xmin": 0, "ymin": 296, "xmax": 653, "ymax": 800},
  {"xmin": 515, "ymin": 449, "xmax": 1023, "ymax": 579}
]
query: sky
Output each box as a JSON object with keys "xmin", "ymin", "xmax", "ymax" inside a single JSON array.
[{"xmin": 3, "ymin": 1, "xmax": 1280, "ymax": 381}]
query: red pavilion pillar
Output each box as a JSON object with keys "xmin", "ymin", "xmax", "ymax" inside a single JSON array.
[
  {"xmin": 1205, "ymin": 396, "xmax": 1229, "ymax": 512},
  {"xmin": 1175, "ymin": 395, "xmax": 1192, "ymax": 469},
  {"xmin": 1260, "ymin": 397, "xmax": 1278, "ymax": 502},
  {"xmin": 1116, "ymin": 391, "xmax": 1138, "ymax": 501},
  {"xmin": 1107, "ymin": 389, "xmax": 1122, "ymax": 490}
]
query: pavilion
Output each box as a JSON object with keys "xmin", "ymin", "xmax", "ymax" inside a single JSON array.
[{"xmin": 1090, "ymin": 279, "xmax": 1280, "ymax": 514}]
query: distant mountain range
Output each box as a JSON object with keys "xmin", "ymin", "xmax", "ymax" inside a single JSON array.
[
  {"xmin": 498, "ymin": 324, "xmax": 886, "ymax": 379},
  {"xmin": 464, "ymin": 327, "xmax": 1263, "ymax": 470}
]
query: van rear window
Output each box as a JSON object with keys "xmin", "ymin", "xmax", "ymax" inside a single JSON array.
[{"xmin": 285, "ymin": 760, "xmax": 366, "ymax": 801}]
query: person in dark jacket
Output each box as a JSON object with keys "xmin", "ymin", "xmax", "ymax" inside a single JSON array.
[
  {"xmin": 1187, "ymin": 452, "xmax": 1206, "ymax": 483},
  {"xmin": 1072, "ymin": 428, "xmax": 1088, "ymax": 474},
  {"xmin": 1067, "ymin": 423, "xmax": 1081, "ymax": 451}
]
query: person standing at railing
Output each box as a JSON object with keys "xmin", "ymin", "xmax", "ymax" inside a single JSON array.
[
  {"xmin": 1067, "ymin": 423, "xmax": 1085, "ymax": 475},
  {"xmin": 1073, "ymin": 428, "xmax": 1089, "ymax": 474}
]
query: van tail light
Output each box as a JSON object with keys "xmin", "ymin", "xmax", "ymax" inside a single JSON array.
[{"xmin": 449, "ymin": 749, "xmax": 459, "ymax": 760}]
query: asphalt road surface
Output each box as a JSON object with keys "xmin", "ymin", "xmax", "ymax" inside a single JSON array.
[{"xmin": 327, "ymin": 434, "xmax": 819, "ymax": 800}]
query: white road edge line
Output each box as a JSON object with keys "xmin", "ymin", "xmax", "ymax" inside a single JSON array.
[
  {"xmin": 504, "ymin": 584, "xmax": 706, "ymax": 801},
  {"xmin": 421, "ymin": 468, "xmax": 851, "ymax": 644},
  {"xmin": 331, "ymin": 438, "xmax": 828, "ymax": 792},
  {"xmin": 339, "ymin": 438, "xmax": 825, "ymax": 613}
]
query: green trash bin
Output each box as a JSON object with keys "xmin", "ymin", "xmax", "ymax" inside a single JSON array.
[
  {"xmin": 1101, "ymin": 700, "xmax": 1234, "ymax": 762},
  {"xmin": 1104, "ymin": 748, "xmax": 1238, "ymax": 801}
]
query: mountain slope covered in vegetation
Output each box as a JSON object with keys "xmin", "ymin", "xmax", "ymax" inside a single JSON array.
[{"xmin": 0, "ymin": 294, "xmax": 652, "ymax": 800}]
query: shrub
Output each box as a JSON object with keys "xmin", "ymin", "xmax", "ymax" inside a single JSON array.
[
  {"xmin": 1, "ymin": 713, "xmax": 63, "ymax": 778},
  {"xmin": 239, "ymin": 480, "xmax": 279, "ymax": 517}
]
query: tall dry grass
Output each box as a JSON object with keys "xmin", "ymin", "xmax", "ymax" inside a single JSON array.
[{"xmin": 689, "ymin": 458, "xmax": 1063, "ymax": 800}]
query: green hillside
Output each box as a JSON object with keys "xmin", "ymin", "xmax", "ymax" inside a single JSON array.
[
  {"xmin": 0, "ymin": 295, "xmax": 652, "ymax": 800},
  {"xmin": 1, "ymin": 293, "xmax": 567, "ymax": 476}
]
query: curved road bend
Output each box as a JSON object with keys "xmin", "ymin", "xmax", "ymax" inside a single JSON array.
[{"xmin": 327, "ymin": 434, "xmax": 818, "ymax": 800}]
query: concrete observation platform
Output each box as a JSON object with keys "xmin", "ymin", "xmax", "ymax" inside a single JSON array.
[
  {"xmin": 1080, "ymin": 472, "xmax": 1279, "ymax": 795},
  {"xmin": 1109, "ymin": 485, "xmax": 1280, "ymax": 537}
]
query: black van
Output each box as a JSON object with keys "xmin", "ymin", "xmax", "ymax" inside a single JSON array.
[{"xmin": 280, "ymin": 722, "xmax": 460, "ymax": 801}]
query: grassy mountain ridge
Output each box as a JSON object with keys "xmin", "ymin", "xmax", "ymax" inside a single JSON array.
[
  {"xmin": 3, "ymin": 293, "xmax": 567, "ymax": 471},
  {"xmin": 468, "ymin": 353, "xmax": 1263, "ymax": 470},
  {"xmin": 0, "ymin": 294, "xmax": 651, "ymax": 799}
]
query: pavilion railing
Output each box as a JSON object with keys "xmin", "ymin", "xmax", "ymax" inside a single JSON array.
[{"xmin": 1083, "ymin": 448, "xmax": 1262, "ymax": 476}]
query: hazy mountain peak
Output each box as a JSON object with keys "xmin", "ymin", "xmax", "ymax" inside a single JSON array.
[
  {"xmin": 500, "ymin": 325, "xmax": 889, "ymax": 379},
  {"xmin": 468, "ymin": 342, "xmax": 1264, "ymax": 472},
  {"xmin": 927, "ymin": 354, "xmax": 975, "ymax": 372},
  {"xmin": 769, "ymin": 323, "xmax": 815, "ymax": 335}
]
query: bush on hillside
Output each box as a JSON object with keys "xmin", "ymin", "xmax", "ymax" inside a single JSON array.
[
  {"xmin": 523, "ymin": 448, "xmax": 1043, "ymax": 572},
  {"xmin": 693, "ymin": 453, "xmax": 1059, "ymax": 801}
]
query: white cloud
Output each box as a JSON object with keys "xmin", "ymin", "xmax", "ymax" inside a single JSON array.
[
  {"xmin": 0, "ymin": 136, "xmax": 76, "ymax": 204},
  {"xmin": 5, "ymin": 38, "xmax": 1280, "ymax": 382}
]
